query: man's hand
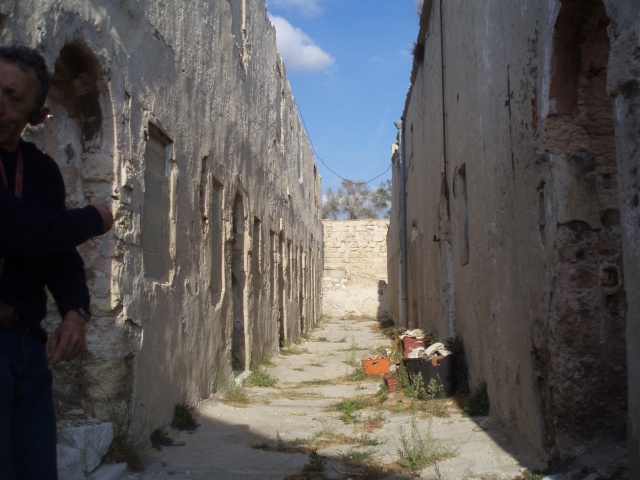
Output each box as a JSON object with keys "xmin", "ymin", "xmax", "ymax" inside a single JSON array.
[
  {"xmin": 47, "ymin": 310, "xmax": 87, "ymax": 369},
  {"xmin": 92, "ymin": 204, "xmax": 114, "ymax": 235}
]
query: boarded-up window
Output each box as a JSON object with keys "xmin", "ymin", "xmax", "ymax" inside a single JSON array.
[
  {"xmin": 211, "ymin": 179, "xmax": 224, "ymax": 301},
  {"xmin": 141, "ymin": 125, "xmax": 172, "ymax": 280}
]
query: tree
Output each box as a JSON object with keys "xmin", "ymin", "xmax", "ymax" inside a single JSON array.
[{"xmin": 322, "ymin": 179, "xmax": 391, "ymax": 220}]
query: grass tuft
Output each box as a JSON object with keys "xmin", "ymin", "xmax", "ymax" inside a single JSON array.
[
  {"xmin": 397, "ymin": 416, "xmax": 453, "ymax": 471},
  {"xmin": 171, "ymin": 403, "xmax": 199, "ymax": 431},
  {"xmin": 464, "ymin": 382, "xmax": 490, "ymax": 416},
  {"xmin": 220, "ymin": 384, "xmax": 251, "ymax": 407},
  {"xmin": 149, "ymin": 428, "xmax": 185, "ymax": 451},
  {"xmin": 246, "ymin": 368, "xmax": 278, "ymax": 387}
]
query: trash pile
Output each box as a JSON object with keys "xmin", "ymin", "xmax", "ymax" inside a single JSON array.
[{"xmin": 400, "ymin": 329, "xmax": 452, "ymax": 359}]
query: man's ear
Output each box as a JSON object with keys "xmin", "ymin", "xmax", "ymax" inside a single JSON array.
[{"xmin": 29, "ymin": 106, "xmax": 50, "ymax": 126}]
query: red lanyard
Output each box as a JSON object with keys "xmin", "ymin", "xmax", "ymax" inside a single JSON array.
[
  {"xmin": 0, "ymin": 147, "xmax": 24, "ymax": 198},
  {"xmin": 0, "ymin": 146, "xmax": 24, "ymax": 277}
]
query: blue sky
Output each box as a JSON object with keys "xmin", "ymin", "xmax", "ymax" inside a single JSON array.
[{"xmin": 266, "ymin": 0, "xmax": 421, "ymax": 194}]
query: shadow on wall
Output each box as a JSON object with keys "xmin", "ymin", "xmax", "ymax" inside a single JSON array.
[{"xmin": 377, "ymin": 280, "xmax": 389, "ymax": 320}]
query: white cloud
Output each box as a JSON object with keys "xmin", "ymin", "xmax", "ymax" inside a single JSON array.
[
  {"xmin": 268, "ymin": 0, "xmax": 322, "ymax": 17},
  {"xmin": 270, "ymin": 15, "xmax": 334, "ymax": 73}
]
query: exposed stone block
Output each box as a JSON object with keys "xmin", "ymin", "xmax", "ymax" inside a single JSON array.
[
  {"xmin": 57, "ymin": 444, "xmax": 84, "ymax": 480},
  {"xmin": 58, "ymin": 422, "xmax": 114, "ymax": 472}
]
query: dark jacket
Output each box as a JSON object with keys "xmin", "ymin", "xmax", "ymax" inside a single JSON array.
[{"xmin": 0, "ymin": 141, "xmax": 102, "ymax": 341}]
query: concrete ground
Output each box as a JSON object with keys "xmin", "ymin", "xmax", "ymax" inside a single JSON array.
[{"xmin": 133, "ymin": 316, "xmax": 540, "ymax": 480}]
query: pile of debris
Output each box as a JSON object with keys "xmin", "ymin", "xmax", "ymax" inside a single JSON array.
[{"xmin": 399, "ymin": 329, "xmax": 452, "ymax": 360}]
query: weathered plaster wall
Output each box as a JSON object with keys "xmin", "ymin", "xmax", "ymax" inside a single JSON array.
[
  {"xmin": 323, "ymin": 220, "xmax": 389, "ymax": 319},
  {"xmin": 605, "ymin": 1, "xmax": 640, "ymax": 474},
  {"xmin": 1, "ymin": 0, "xmax": 323, "ymax": 437},
  {"xmin": 388, "ymin": 0, "xmax": 636, "ymax": 469}
]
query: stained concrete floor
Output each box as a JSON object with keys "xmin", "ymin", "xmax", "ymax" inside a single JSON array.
[{"xmin": 134, "ymin": 316, "xmax": 538, "ymax": 480}]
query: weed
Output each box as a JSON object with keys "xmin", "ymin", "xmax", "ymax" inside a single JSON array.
[
  {"xmin": 170, "ymin": 403, "xmax": 199, "ymax": 431},
  {"xmin": 362, "ymin": 411, "xmax": 386, "ymax": 431},
  {"xmin": 357, "ymin": 433, "xmax": 382, "ymax": 446},
  {"xmin": 464, "ymin": 382, "xmax": 490, "ymax": 416},
  {"xmin": 378, "ymin": 317, "xmax": 395, "ymax": 329},
  {"xmin": 331, "ymin": 397, "xmax": 374, "ymax": 424},
  {"xmin": 149, "ymin": 428, "xmax": 185, "ymax": 451},
  {"xmin": 336, "ymin": 337, "xmax": 347, "ymax": 343},
  {"xmin": 246, "ymin": 368, "xmax": 278, "ymax": 387},
  {"xmin": 341, "ymin": 367, "xmax": 368, "ymax": 383},
  {"xmin": 293, "ymin": 367, "xmax": 305, "ymax": 371},
  {"xmin": 303, "ymin": 449, "xmax": 325, "ymax": 473},
  {"xmin": 426, "ymin": 378, "xmax": 449, "ymax": 417},
  {"xmin": 259, "ymin": 352, "xmax": 273, "ymax": 367},
  {"xmin": 270, "ymin": 389, "xmax": 326, "ymax": 400},
  {"xmin": 281, "ymin": 346, "xmax": 308, "ymax": 355},
  {"xmin": 219, "ymin": 384, "xmax": 250, "ymax": 407},
  {"xmin": 309, "ymin": 362, "xmax": 323, "ymax": 367},
  {"xmin": 513, "ymin": 469, "xmax": 545, "ymax": 480},
  {"xmin": 317, "ymin": 337, "xmax": 328, "ymax": 342},
  {"xmin": 105, "ymin": 435, "xmax": 145, "ymax": 471},
  {"xmin": 300, "ymin": 379, "xmax": 331, "ymax": 386},
  {"xmin": 397, "ymin": 416, "xmax": 453, "ymax": 471},
  {"xmin": 397, "ymin": 365, "xmax": 426, "ymax": 399},
  {"xmin": 341, "ymin": 449, "xmax": 373, "ymax": 464}
]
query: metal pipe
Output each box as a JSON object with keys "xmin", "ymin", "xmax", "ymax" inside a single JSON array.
[{"xmin": 394, "ymin": 119, "xmax": 409, "ymax": 328}]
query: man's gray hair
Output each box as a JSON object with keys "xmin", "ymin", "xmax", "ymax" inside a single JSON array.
[{"xmin": 0, "ymin": 45, "xmax": 50, "ymax": 114}]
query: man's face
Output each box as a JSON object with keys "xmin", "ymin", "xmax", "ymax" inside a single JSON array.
[{"xmin": 0, "ymin": 59, "xmax": 40, "ymax": 152}]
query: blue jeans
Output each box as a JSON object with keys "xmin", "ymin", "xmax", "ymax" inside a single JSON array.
[{"xmin": 0, "ymin": 321, "xmax": 57, "ymax": 480}]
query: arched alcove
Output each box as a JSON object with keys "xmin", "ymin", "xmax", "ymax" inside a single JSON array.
[
  {"xmin": 231, "ymin": 193, "xmax": 246, "ymax": 373},
  {"xmin": 540, "ymin": 0, "xmax": 627, "ymax": 458}
]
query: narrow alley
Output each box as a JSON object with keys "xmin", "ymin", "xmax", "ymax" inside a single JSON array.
[{"xmin": 133, "ymin": 315, "xmax": 533, "ymax": 480}]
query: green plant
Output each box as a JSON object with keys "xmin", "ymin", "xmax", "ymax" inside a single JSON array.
[
  {"xmin": 259, "ymin": 352, "xmax": 273, "ymax": 367},
  {"xmin": 334, "ymin": 398, "xmax": 361, "ymax": 424},
  {"xmin": 343, "ymin": 365, "xmax": 367, "ymax": 383},
  {"xmin": 105, "ymin": 435, "xmax": 145, "ymax": 471},
  {"xmin": 357, "ymin": 434, "xmax": 381, "ymax": 446},
  {"xmin": 317, "ymin": 337, "xmax": 328, "ymax": 342},
  {"xmin": 246, "ymin": 368, "xmax": 278, "ymax": 387},
  {"xmin": 280, "ymin": 346, "xmax": 307, "ymax": 355},
  {"xmin": 332, "ymin": 397, "xmax": 373, "ymax": 424},
  {"xmin": 426, "ymin": 377, "xmax": 449, "ymax": 417},
  {"xmin": 149, "ymin": 428, "xmax": 185, "ymax": 451},
  {"xmin": 464, "ymin": 382, "xmax": 490, "ymax": 417},
  {"xmin": 397, "ymin": 365, "xmax": 426, "ymax": 399},
  {"xmin": 341, "ymin": 449, "xmax": 373, "ymax": 464},
  {"xmin": 220, "ymin": 384, "xmax": 250, "ymax": 406},
  {"xmin": 397, "ymin": 416, "xmax": 453, "ymax": 471},
  {"xmin": 170, "ymin": 403, "xmax": 199, "ymax": 431},
  {"xmin": 303, "ymin": 449, "xmax": 326, "ymax": 473},
  {"xmin": 363, "ymin": 411, "xmax": 386, "ymax": 431},
  {"xmin": 514, "ymin": 470, "xmax": 545, "ymax": 480}
]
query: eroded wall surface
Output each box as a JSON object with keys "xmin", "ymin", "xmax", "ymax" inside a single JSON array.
[
  {"xmin": 1, "ymin": 0, "xmax": 323, "ymax": 437},
  {"xmin": 323, "ymin": 220, "xmax": 389, "ymax": 319},
  {"xmin": 388, "ymin": 0, "xmax": 637, "ymax": 469}
]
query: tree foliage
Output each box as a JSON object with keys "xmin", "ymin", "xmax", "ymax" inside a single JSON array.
[{"xmin": 322, "ymin": 179, "xmax": 391, "ymax": 220}]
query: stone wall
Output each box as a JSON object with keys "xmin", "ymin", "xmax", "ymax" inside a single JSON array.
[
  {"xmin": 323, "ymin": 220, "xmax": 389, "ymax": 319},
  {"xmin": 388, "ymin": 0, "xmax": 637, "ymax": 471},
  {"xmin": 1, "ymin": 0, "xmax": 324, "ymax": 438}
]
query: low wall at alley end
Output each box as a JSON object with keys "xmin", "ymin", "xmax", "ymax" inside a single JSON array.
[{"xmin": 323, "ymin": 220, "xmax": 389, "ymax": 319}]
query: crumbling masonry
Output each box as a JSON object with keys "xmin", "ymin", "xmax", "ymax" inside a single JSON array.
[
  {"xmin": 1, "ymin": 0, "xmax": 323, "ymax": 438},
  {"xmin": 387, "ymin": 0, "xmax": 639, "ymax": 474}
]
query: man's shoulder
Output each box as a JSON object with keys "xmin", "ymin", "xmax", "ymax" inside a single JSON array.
[{"xmin": 20, "ymin": 141, "xmax": 60, "ymax": 171}]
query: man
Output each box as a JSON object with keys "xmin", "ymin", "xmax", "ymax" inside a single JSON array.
[{"xmin": 0, "ymin": 45, "xmax": 113, "ymax": 479}]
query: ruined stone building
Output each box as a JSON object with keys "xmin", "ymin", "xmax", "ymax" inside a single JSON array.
[
  {"xmin": 1, "ymin": 0, "xmax": 324, "ymax": 437},
  {"xmin": 387, "ymin": 0, "xmax": 639, "ymax": 474}
]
